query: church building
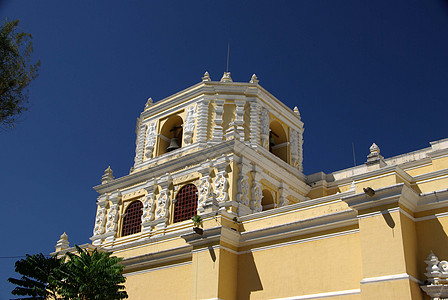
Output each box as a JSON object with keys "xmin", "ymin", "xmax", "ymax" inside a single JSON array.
[{"xmin": 55, "ymin": 72, "xmax": 448, "ymax": 299}]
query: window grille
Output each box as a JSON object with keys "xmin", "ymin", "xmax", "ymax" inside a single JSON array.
[
  {"xmin": 173, "ymin": 184, "xmax": 198, "ymax": 223},
  {"xmin": 122, "ymin": 200, "xmax": 143, "ymax": 237}
]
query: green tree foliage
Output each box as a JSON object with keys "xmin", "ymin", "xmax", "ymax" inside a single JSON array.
[
  {"xmin": 8, "ymin": 253, "xmax": 63, "ymax": 300},
  {"xmin": 8, "ymin": 246, "xmax": 128, "ymax": 300},
  {"xmin": 0, "ymin": 19, "xmax": 40, "ymax": 128},
  {"xmin": 57, "ymin": 246, "xmax": 128, "ymax": 300}
]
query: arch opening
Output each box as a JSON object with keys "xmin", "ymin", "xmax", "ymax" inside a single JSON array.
[
  {"xmin": 173, "ymin": 184, "xmax": 198, "ymax": 223},
  {"xmin": 261, "ymin": 189, "xmax": 275, "ymax": 211},
  {"xmin": 158, "ymin": 115, "xmax": 183, "ymax": 156},
  {"xmin": 269, "ymin": 121, "xmax": 288, "ymax": 163}
]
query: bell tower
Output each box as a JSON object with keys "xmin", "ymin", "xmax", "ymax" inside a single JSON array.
[{"xmin": 90, "ymin": 71, "xmax": 309, "ymax": 246}]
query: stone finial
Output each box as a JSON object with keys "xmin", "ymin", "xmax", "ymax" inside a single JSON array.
[
  {"xmin": 369, "ymin": 143, "xmax": 380, "ymax": 155},
  {"xmin": 202, "ymin": 71, "xmax": 211, "ymax": 82},
  {"xmin": 366, "ymin": 142, "xmax": 386, "ymax": 167},
  {"xmin": 55, "ymin": 232, "xmax": 70, "ymax": 252},
  {"xmin": 250, "ymin": 74, "xmax": 259, "ymax": 84},
  {"xmin": 293, "ymin": 106, "xmax": 301, "ymax": 119},
  {"xmin": 101, "ymin": 166, "xmax": 114, "ymax": 184},
  {"xmin": 220, "ymin": 72, "xmax": 232, "ymax": 82},
  {"xmin": 144, "ymin": 98, "xmax": 153, "ymax": 110}
]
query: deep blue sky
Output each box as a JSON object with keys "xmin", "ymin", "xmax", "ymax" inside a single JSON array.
[{"xmin": 1, "ymin": 0, "xmax": 447, "ymax": 297}]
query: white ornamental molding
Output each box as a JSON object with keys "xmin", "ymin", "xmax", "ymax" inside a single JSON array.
[
  {"xmin": 183, "ymin": 104, "xmax": 197, "ymax": 145},
  {"xmin": 144, "ymin": 121, "xmax": 157, "ymax": 159},
  {"xmin": 134, "ymin": 118, "xmax": 146, "ymax": 165},
  {"xmin": 260, "ymin": 108, "xmax": 269, "ymax": 149},
  {"xmin": 234, "ymin": 100, "xmax": 245, "ymax": 141},
  {"xmin": 141, "ymin": 193, "xmax": 155, "ymax": 224},
  {"xmin": 278, "ymin": 182, "xmax": 290, "ymax": 207},
  {"xmin": 212, "ymin": 100, "xmax": 225, "ymax": 142},
  {"xmin": 93, "ymin": 207, "xmax": 107, "ymax": 236},
  {"xmin": 237, "ymin": 160, "xmax": 251, "ymax": 207},
  {"xmin": 214, "ymin": 171, "xmax": 229, "ymax": 203},
  {"xmin": 155, "ymin": 189, "xmax": 170, "ymax": 219},
  {"xmin": 249, "ymin": 101, "xmax": 261, "ymax": 147},
  {"xmin": 196, "ymin": 99, "xmax": 210, "ymax": 143},
  {"xmin": 421, "ymin": 251, "xmax": 448, "ymax": 299},
  {"xmin": 251, "ymin": 183, "xmax": 263, "ymax": 212},
  {"xmin": 290, "ymin": 127, "xmax": 299, "ymax": 169},
  {"xmin": 105, "ymin": 204, "xmax": 119, "ymax": 233},
  {"xmin": 197, "ymin": 161, "xmax": 217, "ymax": 213}
]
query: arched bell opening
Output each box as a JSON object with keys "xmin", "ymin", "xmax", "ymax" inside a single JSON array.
[
  {"xmin": 269, "ymin": 121, "xmax": 288, "ymax": 163},
  {"xmin": 158, "ymin": 115, "xmax": 183, "ymax": 156},
  {"xmin": 261, "ymin": 189, "xmax": 275, "ymax": 211}
]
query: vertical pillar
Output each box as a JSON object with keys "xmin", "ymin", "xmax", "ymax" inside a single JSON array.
[
  {"xmin": 343, "ymin": 184, "xmax": 422, "ymax": 300},
  {"xmin": 91, "ymin": 194, "xmax": 108, "ymax": 246},
  {"xmin": 214, "ymin": 155, "xmax": 230, "ymax": 204},
  {"xmin": 212, "ymin": 100, "xmax": 225, "ymax": 142},
  {"xmin": 183, "ymin": 104, "xmax": 196, "ymax": 145},
  {"xmin": 197, "ymin": 161, "xmax": 217, "ymax": 213},
  {"xmin": 251, "ymin": 165, "xmax": 263, "ymax": 212},
  {"xmin": 237, "ymin": 157, "xmax": 252, "ymax": 216},
  {"xmin": 260, "ymin": 107, "xmax": 270, "ymax": 149},
  {"xmin": 141, "ymin": 179, "xmax": 156, "ymax": 233},
  {"xmin": 249, "ymin": 101, "xmax": 261, "ymax": 147},
  {"xmin": 104, "ymin": 190, "xmax": 122, "ymax": 243},
  {"xmin": 153, "ymin": 174, "xmax": 172, "ymax": 231},
  {"xmin": 234, "ymin": 100, "xmax": 246, "ymax": 142},
  {"xmin": 290, "ymin": 127, "xmax": 299, "ymax": 169},
  {"xmin": 134, "ymin": 118, "xmax": 146, "ymax": 166},
  {"xmin": 144, "ymin": 121, "xmax": 157, "ymax": 159},
  {"xmin": 196, "ymin": 98, "xmax": 210, "ymax": 143}
]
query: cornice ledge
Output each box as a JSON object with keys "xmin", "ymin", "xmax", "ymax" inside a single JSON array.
[
  {"xmin": 121, "ymin": 245, "xmax": 192, "ymax": 273},
  {"xmin": 239, "ymin": 189, "xmax": 355, "ymax": 222},
  {"xmin": 240, "ymin": 209, "xmax": 357, "ymax": 247},
  {"xmin": 428, "ymin": 148, "xmax": 448, "ymax": 159},
  {"xmin": 342, "ymin": 183, "xmax": 419, "ymax": 212},
  {"xmin": 94, "ymin": 140, "xmax": 236, "ymax": 194},
  {"xmin": 416, "ymin": 188, "xmax": 448, "ymax": 212},
  {"xmin": 413, "ymin": 168, "xmax": 448, "ymax": 183},
  {"xmin": 181, "ymin": 226, "xmax": 227, "ymax": 247}
]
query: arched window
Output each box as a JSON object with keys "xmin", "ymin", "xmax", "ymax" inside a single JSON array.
[
  {"xmin": 173, "ymin": 184, "xmax": 198, "ymax": 223},
  {"xmin": 269, "ymin": 120, "xmax": 288, "ymax": 163},
  {"xmin": 122, "ymin": 200, "xmax": 143, "ymax": 237},
  {"xmin": 261, "ymin": 189, "xmax": 275, "ymax": 211},
  {"xmin": 157, "ymin": 115, "xmax": 183, "ymax": 156}
]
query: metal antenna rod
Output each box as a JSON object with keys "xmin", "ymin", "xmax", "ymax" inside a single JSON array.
[
  {"xmin": 352, "ymin": 142, "xmax": 357, "ymax": 167},
  {"xmin": 226, "ymin": 43, "xmax": 230, "ymax": 72}
]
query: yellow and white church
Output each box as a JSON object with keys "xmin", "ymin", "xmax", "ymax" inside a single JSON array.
[{"xmin": 54, "ymin": 72, "xmax": 448, "ymax": 300}]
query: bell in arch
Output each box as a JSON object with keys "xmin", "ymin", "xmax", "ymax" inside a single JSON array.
[{"xmin": 166, "ymin": 137, "xmax": 180, "ymax": 152}]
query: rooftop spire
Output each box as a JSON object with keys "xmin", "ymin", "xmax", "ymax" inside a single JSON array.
[
  {"xmin": 220, "ymin": 72, "xmax": 232, "ymax": 82},
  {"xmin": 202, "ymin": 71, "xmax": 211, "ymax": 82}
]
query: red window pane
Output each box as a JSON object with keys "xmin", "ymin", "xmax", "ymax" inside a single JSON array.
[
  {"xmin": 122, "ymin": 201, "xmax": 143, "ymax": 237},
  {"xmin": 173, "ymin": 184, "xmax": 198, "ymax": 223}
]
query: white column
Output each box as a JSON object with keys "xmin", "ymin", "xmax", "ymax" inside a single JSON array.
[
  {"xmin": 134, "ymin": 118, "xmax": 146, "ymax": 166},
  {"xmin": 183, "ymin": 104, "xmax": 197, "ymax": 145},
  {"xmin": 212, "ymin": 100, "xmax": 225, "ymax": 142},
  {"xmin": 196, "ymin": 99, "xmax": 210, "ymax": 143},
  {"xmin": 251, "ymin": 165, "xmax": 263, "ymax": 212},
  {"xmin": 237, "ymin": 157, "xmax": 252, "ymax": 216},
  {"xmin": 141, "ymin": 180, "xmax": 156, "ymax": 233},
  {"xmin": 104, "ymin": 190, "xmax": 122, "ymax": 243},
  {"xmin": 154, "ymin": 174, "xmax": 172, "ymax": 231},
  {"xmin": 249, "ymin": 101, "xmax": 261, "ymax": 147},
  {"xmin": 260, "ymin": 107, "xmax": 270, "ymax": 149},
  {"xmin": 234, "ymin": 100, "xmax": 246, "ymax": 141},
  {"xmin": 214, "ymin": 155, "xmax": 230, "ymax": 204},
  {"xmin": 91, "ymin": 194, "xmax": 108, "ymax": 246},
  {"xmin": 197, "ymin": 161, "xmax": 217, "ymax": 213}
]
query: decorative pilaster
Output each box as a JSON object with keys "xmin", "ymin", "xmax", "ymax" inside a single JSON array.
[
  {"xmin": 141, "ymin": 180, "xmax": 156, "ymax": 233},
  {"xmin": 290, "ymin": 128, "xmax": 299, "ymax": 169},
  {"xmin": 134, "ymin": 118, "xmax": 146, "ymax": 166},
  {"xmin": 260, "ymin": 108, "xmax": 270, "ymax": 149},
  {"xmin": 196, "ymin": 99, "xmax": 210, "ymax": 143},
  {"xmin": 212, "ymin": 100, "xmax": 225, "ymax": 142},
  {"xmin": 251, "ymin": 165, "xmax": 263, "ymax": 212},
  {"xmin": 298, "ymin": 129, "xmax": 304, "ymax": 172},
  {"xmin": 197, "ymin": 161, "xmax": 217, "ymax": 213},
  {"xmin": 237, "ymin": 158, "xmax": 251, "ymax": 216},
  {"xmin": 144, "ymin": 121, "xmax": 157, "ymax": 159},
  {"xmin": 154, "ymin": 174, "xmax": 172, "ymax": 231},
  {"xmin": 214, "ymin": 156, "xmax": 230, "ymax": 204},
  {"xmin": 91, "ymin": 194, "xmax": 108, "ymax": 245},
  {"xmin": 249, "ymin": 101, "xmax": 261, "ymax": 147},
  {"xmin": 278, "ymin": 181, "xmax": 290, "ymax": 207},
  {"xmin": 183, "ymin": 104, "xmax": 197, "ymax": 145},
  {"xmin": 234, "ymin": 100, "xmax": 246, "ymax": 141},
  {"xmin": 104, "ymin": 190, "xmax": 122, "ymax": 242}
]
